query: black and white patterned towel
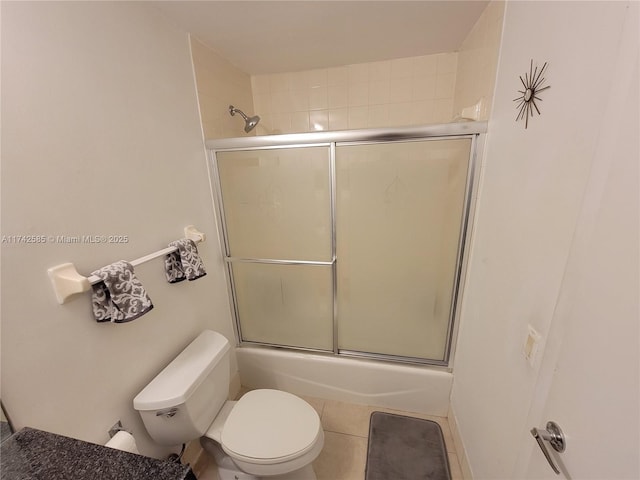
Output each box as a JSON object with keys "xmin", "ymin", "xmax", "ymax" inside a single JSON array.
[
  {"xmin": 164, "ymin": 238, "xmax": 207, "ymax": 283},
  {"xmin": 90, "ymin": 260, "xmax": 154, "ymax": 323}
]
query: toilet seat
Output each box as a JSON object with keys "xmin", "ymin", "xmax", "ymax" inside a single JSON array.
[{"xmin": 220, "ymin": 389, "xmax": 322, "ymax": 465}]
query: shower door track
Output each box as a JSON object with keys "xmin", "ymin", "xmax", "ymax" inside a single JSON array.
[
  {"xmin": 207, "ymin": 121, "xmax": 487, "ymax": 367},
  {"xmin": 206, "ymin": 122, "xmax": 486, "ymax": 151}
]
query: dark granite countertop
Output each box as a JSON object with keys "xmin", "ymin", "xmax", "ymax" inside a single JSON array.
[{"xmin": 1, "ymin": 427, "xmax": 196, "ymax": 480}]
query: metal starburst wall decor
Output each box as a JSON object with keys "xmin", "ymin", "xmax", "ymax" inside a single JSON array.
[{"xmin": 514, "ymin": 60, "xmax": 550, "ymax": 128}]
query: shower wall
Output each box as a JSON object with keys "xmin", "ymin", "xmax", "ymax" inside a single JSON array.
[
  {"xmin": 189, "ymin": 2, "xmax": 503, "ymax": 138},
  {"xmin": 453, "ymin": 1, "xmax": 504, "ymax": 121},
  {"xmin": 190, "ymin": 37, "xmax": 255, "ymax": 139},
  {"xmin": 250, "ymin": 53, "xmax": 458, "ymax": 134}
]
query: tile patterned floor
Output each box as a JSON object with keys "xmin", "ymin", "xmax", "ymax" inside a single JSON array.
[{"xmin": 192, "ymin": 389, "xmax": 463, "ymax": 480}]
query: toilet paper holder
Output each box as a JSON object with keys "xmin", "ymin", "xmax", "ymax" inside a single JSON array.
[
  {"xmin": 108, "ymin": 420, "xmax": 130, "ymax": 438},
  {"xmin": 105, "ymin": 422, "xmax": 140, "ymax": 455}
]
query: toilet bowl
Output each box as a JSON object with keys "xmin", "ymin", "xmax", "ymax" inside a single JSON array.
[
  {"xmin": 133, "ymin": 331, "xmax": 323, "ymax": 479},
  {"xmin": 202, "ymin": 390, "xmax": 324, "ymax": 479}
]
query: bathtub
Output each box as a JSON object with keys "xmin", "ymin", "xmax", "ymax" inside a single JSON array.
[{"xmin": 235, "ymin": 347, "xmax": 453, "ymax": 417}]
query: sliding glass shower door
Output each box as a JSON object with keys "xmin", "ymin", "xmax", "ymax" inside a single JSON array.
[
  {"xmin": 335, "ymin": 139, "xmax": 471, "ymax": 360},
  {"xmin": 216, "ymin": 146, "xmax": 334, "ymax": 351},
  {"xmin": 211, "ymin": 131, "xmax": 477, "ymax": 364}
]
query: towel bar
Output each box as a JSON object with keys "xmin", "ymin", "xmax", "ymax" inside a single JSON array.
[{"xmin": 47, "ymin": 225, "xmax": 205, "ymax": 305}]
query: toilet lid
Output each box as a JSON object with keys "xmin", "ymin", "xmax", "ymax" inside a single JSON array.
[{"xmin": 221, "ymin": 389, "xmax": 321, "ymax": 462}]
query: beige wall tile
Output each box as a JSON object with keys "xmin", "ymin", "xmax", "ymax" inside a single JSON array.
[
  {"xmin": 391, "ymin": 57, "xmax": 414, "ymax": 78},
  {"xmin": 191, "ymin": 37, "xmax": 254, "ymax": 139},
  {"xmin": 412, "ymin": 75, "xmax": 437, "ymax": 101},
  {"xmin": 328, "ymin": 85, "xmax": 348, "ymax": 108},
  {"xmin": 309, "ymin": 86, "xmax": 328, "ymax": 110},
  {"xmin": 435, "ymin": 98, "xmax": 454, "ymax": 123},
  {"xmin": 251, "ymin": 74, "xmax": 270, "ymax": 94},
  {"xmin": 412, "ymin": 99, "xmax": 438, "ymax": 124},
  {"xmin": 309, "ymin": 109, "xmax": 329, "ymax": 131},
  {"xmin": 436, "ymin": 73, "xmax": 457, "ymax": 99},
  {"xmin": 290, "ymin": 70, "xmax": 310, "ymax": 90},
  {"xmin": 253, "ymin": 93, "xmax": 271, "ymax": 115},
  {"xmin": 291, "ymin": 111, "xmax": 310, "ymax": 132},
  {"xmin": 328, "ymin": 66, "xmax": 348, "ymax": 86},
  {"xmin": 348, "ymin": 82, "xmax": 369, "ymax": 106},
  {"xmin": 369, "ymin": 80, "xmax": 391, "ymax": 105},
  {"xmin": 252, "ymin": 53, "xmax": 459, "ymax": 134},
  {"xmin": 369, "ymin": 60, "xmax": 391, "ymax": 82},
  {"xmin": 368, "ymin": 104, "xmax": 390, "ymax": 128},
  {"xmin": 389, "ymin": 102, "xmax": 411, "ymax": 126},
  {"xmin": 270, "ymin": 73, "xmax": 291, "ymax": 92},
  {"xmin": 290, "ymin": 88, "xmax": 309, "ymax": 111},
  {"xmin": 348, "ymin": 63, "xmax": 370, "ymax": 84},
  {"xmin": 308, "ymin": 68, "xmax": 328, "ymax": 88},
  {"xmin": 413, "ymin": 55, "xmax": 438, "ymax": 77},
  {"xmin": 452, "ymin": 0, "xmax": 505, "ymax": 120},
  {"xmin": 328, "ymin": 108, "xmax": 349, "ymax": 130},
  {"xmin": 348, "ymin": 106, "xmax": 369, "ymax": 129},
  {"xmin": 270, "ymin": 112, "xmax": 292, "ymax": 133},
  {"xmin": 389, "ymin": 77, "xmax": 412, "ymax": 103}
]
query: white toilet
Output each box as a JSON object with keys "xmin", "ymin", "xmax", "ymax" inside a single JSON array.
[{"xmin": 133, "ymin": 330, "xmax": 324, "ymax": 480}]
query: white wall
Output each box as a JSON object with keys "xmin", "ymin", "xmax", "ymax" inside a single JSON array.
[
  {"xmin": 451, "ymin": 1, "xmax": 635, "ymax": 478},
  {"xmin": 1, "ymin": 2, "xmax": 234, "ymax": 458}
]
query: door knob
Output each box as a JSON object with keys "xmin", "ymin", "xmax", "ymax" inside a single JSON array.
[{"xmin": 530, "ymin": 421, "xmax": 566, "ymax": 475}]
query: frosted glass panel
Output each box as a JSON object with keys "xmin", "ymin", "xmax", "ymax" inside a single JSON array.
[
  {"xmin": 336, "ymin": 139, "xmax": 471, "ymax": 360},
  {"xmin": 217, "ymin": 147, "xmax": 331, "ymax": 260},
  {"xmin": 232, "ymin": 263, "xmax": 334, "ymax": 351}
]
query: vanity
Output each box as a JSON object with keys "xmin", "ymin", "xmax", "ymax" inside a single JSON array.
[{"xmin": 1, "ymin": 427, "xmax": 197, "ymax": 479}]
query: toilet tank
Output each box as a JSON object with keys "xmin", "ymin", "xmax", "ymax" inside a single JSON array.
[{"xmin": 133, "ymin": 330, "xmax": 231, "ymax": 445}]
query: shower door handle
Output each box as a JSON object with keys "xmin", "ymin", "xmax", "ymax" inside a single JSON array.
[{"xmin": 530, "ymin": 421, "xmax": 566, "ymax": 475}]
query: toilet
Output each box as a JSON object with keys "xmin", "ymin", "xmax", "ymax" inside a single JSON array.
[{"xmin": 133, "ymin": 330, "xmax": 324, "ymax": 480}]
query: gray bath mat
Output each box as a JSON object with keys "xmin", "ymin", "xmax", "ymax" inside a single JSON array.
[{"xmin": 365, "ymin": 411, "xmax": 451, "ymax": 480}]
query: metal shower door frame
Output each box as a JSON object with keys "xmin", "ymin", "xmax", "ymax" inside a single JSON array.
[{"xmin": 206, "ymin": 122, "xmax": 487, "ymax": 367}]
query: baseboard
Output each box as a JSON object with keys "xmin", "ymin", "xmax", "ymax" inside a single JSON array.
[
  {"xmin": 448, "ymin": 406, "xmax": 473, "ymax": 479},
  {"xmin": 182, "ymin": 440, "xmax": 208, "ymax": 477}
]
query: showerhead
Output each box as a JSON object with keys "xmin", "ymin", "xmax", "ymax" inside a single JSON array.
[{"xmin": 229, "ymin": 105, "xmax": 261, "ymax": 133}]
